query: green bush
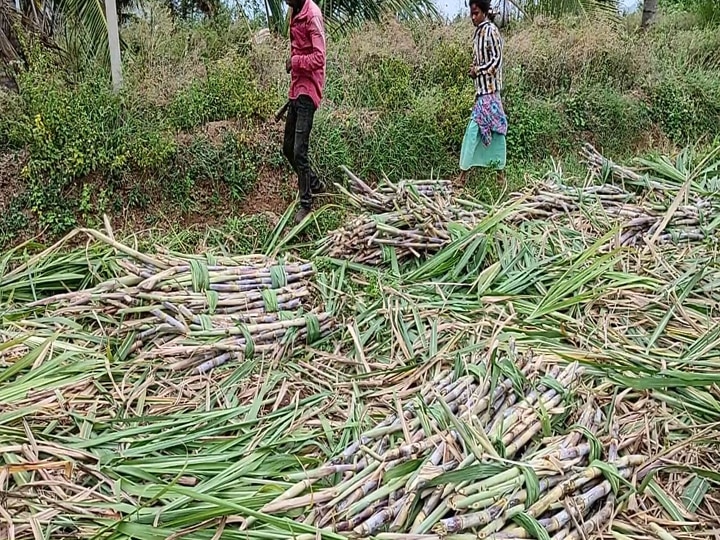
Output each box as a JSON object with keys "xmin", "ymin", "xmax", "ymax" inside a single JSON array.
[
  {"xmin": 563, "ymin": 85, "xmax": 650, "ymax": 154},
  {"xmin": 647, "ymin": 71, "xmax": 720, "ymax": 143},
  {"xmin": 16, "ymin": 71, "xmax": 122, "ymax": 231},
  {"xmin": 0, "ymin": 90, "xmax": 24, "ymax": 149},
  {"xmin": 168, "ymin": 54, "xmax": 272, "ymax": 130},
  {"xmin": 503, "ymin": 90, "xmax": 570, "ymax": 162},
  {"xmin": 423, "ymin": 40, "xmax": 471, "ymax": 90},
  {"xmin": 168, "ymin": 131, "xmax": 261, "ymax": 211},
  {"xmin": 0, "ymin": 197, "xmax": 30, "ymax": 247},
  {"xmin": 3, "ymin": 11, "xmax": 720, "ymax": 247},
  {"xmin": 354, "ymin": 55, "xmax": 415, "ymax": 110},
  {"xmin": 311, "ymin": 109, "xmax": 367, "ymax": 181},
  {"xmin": 8, "ymin": 47, "xmax": 176, "ymax": 233},
  {"xmin": 360, "ymin": 90, "xmax": 455, "ymax": 178},
  {"xmin": 505, "ymin": 18, "xmax": 644, "ymax": 96},
  {"xmin": 661, "ymin": 0, "xmax": 720, "ymax": 26}
]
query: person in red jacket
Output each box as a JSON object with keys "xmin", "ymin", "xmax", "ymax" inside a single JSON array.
[{"xmin": 283, "ymin": 0, "xmax": 327, "ymax": 224}]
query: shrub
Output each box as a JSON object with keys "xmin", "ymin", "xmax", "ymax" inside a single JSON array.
[
  {"xmin": 15, "ymin": 67, "xmax": 123, "ymax": 231},
  {"xmin": 3, "ymin": 12, "xmax": 720, "ymax": 246},
  {"xmin": 435, "ymin": 84, "xmax": 476, "ymax": 153},
  {"xmin": 562, "ymin": 85, "xmax": 650, "ymax": 154},
  {"xmin": 647, "ymin": 71, "xmax": 720, "ymax": 144},
  {"xmin": 503, "ymin": 90, "xmax": 570, "ymax": 162},
  {"xmin": 9, "ymin": 46, "xmax": 176, "ymax": 233},
  {"xmin": 311, "ymin": 108, "xmax": 370, "ymax": 181},
  {"xmin": 423, "ymin": 40, "xmax": 471, "ymax": 91},
  {"xmin": 360, "ymin": 90, "xmax": 455, "ymax": 178},
  {"xmin": 505, "ymin": 17, "xmax": 644, "ymax": 95},
  {"xmin": 0, "ymin": 90, "xmax": 24, "ymax": 149},
  {"xmin": 0, "ymin": 197, "xmax": 30, "ymax": 247},
  {"xmin": 354, "ymin": 55, "xmax": 416, "ymax": 110},
  {"xmin": 168, "ymin": 53, "xmax": 272, "ymax": 130},
  {"xmin": 168, "ymin": 131, "xmax": 261, "ymax": 211}
]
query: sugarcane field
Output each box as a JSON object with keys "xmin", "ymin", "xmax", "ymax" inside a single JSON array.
[{"xmin": 2, "ymin": 139, "xmax": 720, "ymax": 540}]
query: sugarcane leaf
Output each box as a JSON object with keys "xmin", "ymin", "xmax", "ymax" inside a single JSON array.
[
  {"xmin": 499, "ymin": 358, "xmax": 527, "ymax": 395},
  {"xmin": 436, "ymin": 395, "xmax": 494, "ymax": 460},
  {"xmin": 385, "ymin": 458, "xmax": 424, "ymax": 481},
  {"xmin": 206, "ymin": 290, "xmax": 218, "ymax": 314},
  {"xmin": 305, "ymin": 313, "xmax": 321, "ymax": 343},
  {"xmin": 652, "ymin": 465, "xmax": 720, "ymax": 485},
  {"xmin": 471, "ymin": 260, "xmax": 503, "ymax": 297},
  {"xmin": 113, "ymin": 332, "xmax": 136, "ymax": 362},
  {"xmin": 270, "ymin": 265, "xmax": 288, "ymax": 288},
  {"xmin": 647, "ymin": 479, "xmax": 690, "ymax": 524},
  {"xmin": 0, "ymin": 334, "xmax": 56, "ymax": 383},
  {"xmin": 264, "ymin": 203, "xmax": 297, "ymax": 256},
  {"xmin": 538, "ymin": 375, "xmax": 565, "ymax": 396},
  {"xmin": 646, "ymin": 267, "xmax": 705, "ymax": 353},
  {"xmin": 189, "ymin": 259, "xmax": 209, "ymax": 292},
  {"xmin": 590, "ymin": 460, "xmax": 633, "ymax": 496},
  {"xmin": 521, "ymin": 466, "xmax": 541, "ymax": 507},
  {"xmin": 567, "ymin": 425, "xmax": 602, "ymax": 462},
  {"xmin": 238, "ymin": 324, "xmax": 255, "ymax": 359},
  {"xmin": 493, "ymin": 437, "xmax": 507, "ymax": 459},
  {"xmin": 425, "ymin": 463, "xmax": 508, "ymax": 488},
  {"xmin": 681, "ymin": 476, "xmax": 709, "ymax": 513},
  {"xmin": 536, "ymin": 399, "xmax": 552, "ymax": 439},
  {"xmin": 512, "ymin": 511, "xmax": 551, "ymax": 540}
]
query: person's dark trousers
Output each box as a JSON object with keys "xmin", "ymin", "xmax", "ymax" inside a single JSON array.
[{"xmin": 283, "ymin": 95, "xmax": 322, "ymax": 210}]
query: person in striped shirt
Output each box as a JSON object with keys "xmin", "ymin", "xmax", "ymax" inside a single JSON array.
[{"xmin": 459, "ymin": 0, "xmax": 508, "ymax": 183}]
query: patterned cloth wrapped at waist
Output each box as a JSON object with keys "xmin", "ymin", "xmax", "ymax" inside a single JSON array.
[{"xmin": 471, "ymin": 92, "xmax": 508, "ymax": 146}]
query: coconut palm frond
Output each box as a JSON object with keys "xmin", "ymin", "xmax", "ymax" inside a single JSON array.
[
  {"xmin": 264, "ymin": 0, "xmax": 440, "ymax": 37},
  {"xmin": 507, "ymin": 0, "xmax": 620, "ymax": 19}
]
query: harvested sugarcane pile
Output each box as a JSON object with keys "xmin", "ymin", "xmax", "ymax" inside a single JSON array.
[
  {"xmin": 317, "ymin": 168, "xmax": 484, "ymax": 264},
  {"xmin": 2, "ymin": 145, "xmax": 720, "ymax": 540},
  {"xmin": 258, "ymin": 355, "xmax": 645, "ymax": 539},
  {"xmin": 506, "ymin": 179, "xmax": 712, "ymax": 246},
  {"xmin": 4, "ymin": 230, "xmax": 333, "ymax": 374},
  {"xmin": 322, "ymin": 148, "xmax": 718, "ymax": 269}
]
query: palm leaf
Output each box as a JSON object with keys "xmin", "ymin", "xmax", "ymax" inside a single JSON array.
[
  {"xmin": 265, "ymin": 0, "xmax": 439, "ymax": 37},
  {"xmin": 506, "ymin": 0, "xmax": 619, "ymax": 19}
]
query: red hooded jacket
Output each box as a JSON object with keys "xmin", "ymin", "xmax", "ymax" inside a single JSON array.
[{"xmin": 289, "ymin": 0, "xmax": 326, "ymax": 109}]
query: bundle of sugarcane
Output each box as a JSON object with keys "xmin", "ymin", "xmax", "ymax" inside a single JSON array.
[
  {"xmin": 252, "ymin": 355, "xmax": 642, "ymax": 538},
  {"xmin": 580, "ymin": 143, "xmax": 647, "ymax": 185},
  {"xmin": 507, "ymin": 179, "xmax": 711, "ymax": 246},
  {"xmin": 318, "ymin": 169, "xmax": 483, "ymax": 264},
  {"xmin": 16, "ymin": 235, "xmax": 333, "ymax": 374},
  {"xmin": 338, "ymin": 166, "xmax": 455, "ymax": 213}
]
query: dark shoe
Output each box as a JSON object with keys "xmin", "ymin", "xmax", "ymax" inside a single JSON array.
[{"xmin": 294, "ymin": 207, "xmax": 311, "ymax": 225}]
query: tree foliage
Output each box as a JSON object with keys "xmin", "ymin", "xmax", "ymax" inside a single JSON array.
[
  {"xmin": 263, "ymin": 0, "xmax": 441, "ymax": 36},
  {"xmin": 506, "ymin": 0, "xmax": 619, "ymax": 19}
]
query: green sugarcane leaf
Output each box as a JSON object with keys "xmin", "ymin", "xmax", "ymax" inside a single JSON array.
[
  {"xmin": 512, "ymin": 511, "xmax": 551, "ymax": 540},
  {"xmin": 681, "ymin": 476, "xmax": 709, "ymax": 513},
  {"xmin": 589, "ymin": 460, "xmax": 633, "ymax": 496},
  {"xmin": 385, "ymin": 458, "xmax": 424, "ymax": 481},
  {"xmin": 522, "ymin": 466, "xmax": 541, "ymax": 507},
  {"xmin": 425, "ymin": 463, "xmax": 508, "ymax": 488}
]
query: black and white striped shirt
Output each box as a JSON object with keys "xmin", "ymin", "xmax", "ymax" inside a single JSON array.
[{"xmin": 473, "ymin": 20, "xmax": 503, "ymax": 96}]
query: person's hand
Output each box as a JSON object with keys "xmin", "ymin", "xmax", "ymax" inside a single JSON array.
[
  {"xmin": 286, "ymin": 58, "xmax": 292, "ymax": 73},
  {"xmin": 468, "ymin": 65, "xmax": 479, "ymax": 79}
]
